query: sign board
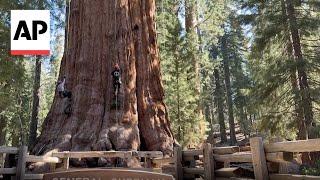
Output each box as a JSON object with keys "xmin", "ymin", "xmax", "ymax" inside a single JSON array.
[
  {"xmin": 11, "ymin": 10, "xmax": 50, "ymax": 55},
  {"xmin": 43, "ymin": 169, "xmax": 174, "ymax": 180}
]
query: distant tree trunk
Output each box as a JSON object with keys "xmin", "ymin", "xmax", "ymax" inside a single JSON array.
[
  {"xmin": 214, "ymin": 69, "xmax": 227, "ymax": 143},
  {"xmin": 286, "ymin": 0, "xmax": 313, "ymax": 138},
  {"xmin": 281, "ymin": 0, "xmax": 306, "ymax": 140},
  {"xmin": 29, "ymin": 56, "xmax": 41, "ymax": 148},
  {"xmin": 0, "ymin": 115, "xmax": 6, "ymax": 145},
  {"xmin": 185, "ymin": 0, "xmax": 203, "ymax": 121},
  {"xmin": 221, "ymin": 35, "xmax": 237, "ymax": 145},
  {"xmin": 64, "ymin": 0, "xmax": 70, "ymax": 53},
  {"xmin": 33, "ymin": 0, "xmax": 174, "ymax": 157},
  {"xmin": 174, "ymin": 51, "xmax": 182, "ymax": 142}
]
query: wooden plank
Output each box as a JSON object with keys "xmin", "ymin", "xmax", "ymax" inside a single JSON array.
[
  {"xmin": 203, "ymin": 143, "xmax": 215, "ymax": 180},
  {"xmin": 270, "ymin": 174, "xmax": 320, "ymax": 180},
  {"xmin": 0, "ymin": 147, "xmax": 18, "ymax": 154},
  {"xmin": 216, "ymin": 178, "xmax": 254, "ymax": 180},
  {"xmin": 240, "ymin": 146, "xmax": 251, "ymax": 152},
  {"xmin": 250, "ymin": 137, "xmax": 269, "ymax": 180},
  {"xmin": 183, "ymin": 149, "xmax": 203, "ymax": 157},
  {"xmin": 26, "ymin": 155, "xmax": 61, "ymax": 163},
  {"xmin": 215, "ymin": 167, "xmax": 254, "ymax": 178},
  {"xmin": 0, "ymin": 167, "xmax": 16, "ymax": 174},
  {"xmin": 153, "ymin": 157, "xmax": 173, "ymax": 166},
  {"xmin": 24, "ymin": 174, "xmax": 44, "ymax": 180},
  {"xmin": 213, "ymin": 146, "xmax": 241, "ymax": 155},
  {"xmin": 16, "ymin": 146, "xmax": 27, "ymax": 180},
  {"xmin": 266, "ymin": 152, "xmax": 293, "ymax": 163},
  {"xmin": 183, "ymin": 155, "xmax": 200, "ymax": 161},
  {"xmin": 174, "ymin": 147, "xmax": 183, "ymax": 180},
  {"xmin": 214, "ymin": 152, "xmax": 252, "ymax": 163},
  {"xmin": 213, "ymin": 146, "xmax": 250, "ymax": 155},
  {"xmin": 265, "ymin": 138, "xmax": 320, "ymax": 153},
  {"xmin": 134, "ymin": 151, "xmax": 163, "ymax": 158},
  {"xmin": 43, "ymin": 169, "xmax": 174, "ymax": 180},
  {"xmin": 183, "ymin": 167, "xmax": 204, "ymax": 175},
  {"xmin": 52, "ymin": 151, "xmax": 133, "ymax": 159},
  {"xmin": 216, "ymin": 167, "xmax": 240, "ymax": 177},
  {"xmin": 63, "ymin": 157, "xmax": 70, "ymax": 170}
]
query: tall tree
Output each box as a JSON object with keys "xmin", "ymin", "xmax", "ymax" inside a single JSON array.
[
  {"xmin": 33, "ymin": 0, "xmax": 174, "ymax": 158},
  {"xmin": 28, "ymin": 56, "xmax": 41, "ymax": 147},
  {"xmin": 221, "ymin": 34, "xmax": 237, "ymax": 145},
  {"xmin": 280, "ymin": 0, "xmax": 306, "ymax": 140},
  {"xmin": 185, "ymin": 0, "xmax": 203, "ymax": 120},
  {"xmin": 213, "ymin": 68, "xmax": 227, "ymax": 143},
  {"xmin": 285, "ymin": 0, "xmax": 314, "ymax": 138}
]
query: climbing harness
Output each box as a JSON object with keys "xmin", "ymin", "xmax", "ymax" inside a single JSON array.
[
  {"xmin": 64, "ymin": 99, "xmax": 72, "ymax": 116},
  {"xmin": 112, "ymin": 67, "xmax": 121, "ymax": 123}
]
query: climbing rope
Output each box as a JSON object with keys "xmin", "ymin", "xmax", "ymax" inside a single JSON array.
[{"xmin": 114, "ymin": 0, "xmax": 120, "ymax": 125}]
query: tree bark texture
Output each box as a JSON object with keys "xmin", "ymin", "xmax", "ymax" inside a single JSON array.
[
  {"xmin": 213, "ymin": 69, "xmax": 227, "ymax": 143},
  {"xmin": 33, "ymin": 0, "xmax": 174, "ymax": 156},
  {"xmin": 29, "ymin": 56, "xmax": 41, "ymax": 148},
  {"xmin": 221, "ymin": 35, "xmax": 237, "ymax": 145}
]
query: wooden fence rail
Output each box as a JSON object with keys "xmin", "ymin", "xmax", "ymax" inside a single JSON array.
[
  {"xmin": 171, "ymin": 137, "xmax": 320, "ymax": 180},
  {"xmin": 0, "ymin": 146, "xmax": 165, "ymax": 180},
  {"xmin": 1, "ymin": 137, "xmax": 320, "ymax": 180}
]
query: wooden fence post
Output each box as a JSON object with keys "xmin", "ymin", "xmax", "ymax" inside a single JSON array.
[
  {"xmin": 63, "ymin": 157, "xmax": 70, "ymax": 170},
  {"xmin": 174, "ymin": 147, "xmax": 183, "ymax": 180},
  {"xmin": 203, "ymin": 143, "xmax": 215, "ymax": 180},
  {"xmin": 16, "ymin": 146, "xmax": 27, "ymax": 180},
  {"xmin": 250, "ymin": 137, "xmax": 269, "ymax": 180}
]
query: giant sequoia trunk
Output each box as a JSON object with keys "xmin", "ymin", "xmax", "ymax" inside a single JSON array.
[{"xmin": 33, "ymin": 0, "xmax": 174, "ymax": 157}]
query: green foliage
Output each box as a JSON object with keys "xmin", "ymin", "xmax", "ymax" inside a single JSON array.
[
  {"xmin": 239, "ymin": 0, "xmax": 320, "ymax": 139},
  {"xmin": 0, "ymin": 0, "xmax": 64, "ymax": 145}
]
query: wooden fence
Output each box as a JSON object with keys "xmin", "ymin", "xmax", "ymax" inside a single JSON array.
[
  {"xmin": 0, "ymin": 146, "xmax": 163, "ymax": 180},
  {"xmin": 167, "ymin": 137, "xmax": 320, "ymax": 180},
  {"xmin": 1, "ymin": 137, "xmax": 320, "ymax": 180}
]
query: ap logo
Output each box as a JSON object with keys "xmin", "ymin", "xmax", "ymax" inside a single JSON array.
[{"xmin": 11, "ymin": 10, "xmax": 50, "ymax": 55}]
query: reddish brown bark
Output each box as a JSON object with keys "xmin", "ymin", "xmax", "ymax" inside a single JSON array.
[
  {"xmin": 33, "ymin": 0, "xmax": 174, "ymax": 157},
  {"xmin": 280, "ymin": 0, "xmax": 306, "ymax": 140}
]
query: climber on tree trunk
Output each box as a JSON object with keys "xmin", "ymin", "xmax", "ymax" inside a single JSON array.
[
  {"xmin": 57, "ymin": 76, "xmax": 72, "ymax": 98},
  {"xmin": 111, "ymin": 63, "xmax": 122, "ymax": 95}
]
